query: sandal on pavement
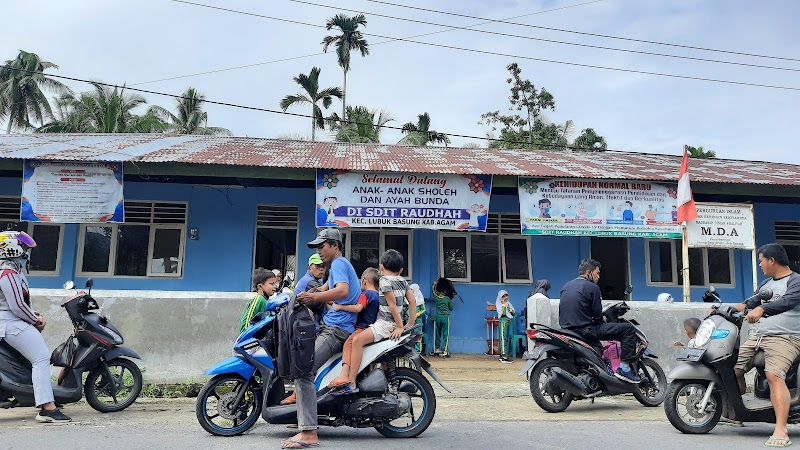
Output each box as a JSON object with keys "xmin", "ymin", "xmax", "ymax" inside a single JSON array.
[
  {"xmin": 281, "ymin": 438, "xmax": 320, "ymax": 448},
  {"xmin": 719, "ymin": 417, "xmax": 744, "ymax": 427},
  {"xmin": 765, "ymin": 436, "xmax": 792, "ymax": 448}
]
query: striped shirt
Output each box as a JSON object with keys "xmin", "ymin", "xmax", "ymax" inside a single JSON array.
[
  {"xmin": 378, "ymin": 275, "xmax": 409, "ymax": 323},
  {"xmin": 0, "ymin": 263, "xmax": 36, "ymax": 324}
]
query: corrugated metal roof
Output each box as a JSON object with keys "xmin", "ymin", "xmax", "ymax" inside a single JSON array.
[{"xmin": 0, "ymin": 134, "xmax": 796, "ymax": 185}]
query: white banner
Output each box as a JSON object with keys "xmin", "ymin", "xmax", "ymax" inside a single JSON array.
[
  {"xmin": 315, "ymin": 170, "xmax": 493, "ymax": 230},
  {"xmin": 21, "ymin": 160, "xmax": 124, "ymax": 223},
  {"xmin": 686, "ymin": 203, "xmax": 755, "ymax": 249}
]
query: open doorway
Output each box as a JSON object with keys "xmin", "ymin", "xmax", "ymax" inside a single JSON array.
[{"xmin": 591, "ymin": 237, "xmax": 629, "ymax": 300}]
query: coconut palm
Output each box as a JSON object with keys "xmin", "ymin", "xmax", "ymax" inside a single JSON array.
[
  {"xmin": 0, "ymin": 51, "xmax": 72, "ymax": 133},
  {"xmin": 321, "ymin": 13, "xmax": 369, "ymax": 119},
  {"xmin": 151, "ymin": 87, "xmax": 231, "ymax": 135},
  {"xmin": 280, "ymin": 67, "xmax": 342, "ymax": 141},
  {"xmin": 398, "ymin": 112, "xmax": 450, "ymax": 146},
  {"xmin": 572, "ymin": 128, "xmax": 608, "ymax": 151},
  {"xmin": 328, "ymin": 105, "xmax": 392, "ymax": 143},
  {"xmin": 686, "ymin": 145, "xmax": 717, "ymax": 159},
  {"xmin": 38, "ymin": 82, "xmax": 166, "ymax": 133}
]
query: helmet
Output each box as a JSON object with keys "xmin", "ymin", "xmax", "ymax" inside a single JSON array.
[
  {"xmin": 0, "ymin": 231, "xmax": 37, "ymax": 260},
  {"xmin": 657, "ymin": 293, "xmax": 674, "ymax": 303}
]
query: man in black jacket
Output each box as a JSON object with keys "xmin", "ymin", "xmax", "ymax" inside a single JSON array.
[{"xmin": 559, "ymin": 258, "xmax": 640, "ymax": 383}]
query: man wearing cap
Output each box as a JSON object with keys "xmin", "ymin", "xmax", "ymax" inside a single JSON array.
[
  {"xmin": 294, "ymin": 253, "xmax": 326, "ymax": 296},
  {"xmin": 281, "ymin": 228, "xmax": 360, "ymax": 449}
]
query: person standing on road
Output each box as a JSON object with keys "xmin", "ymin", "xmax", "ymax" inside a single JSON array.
[
  {"xmin": 496, "ymin": 290, "xmax": 515, "ymax": 363},
  {"xmin": 280, "ymin": 228, "xmax": 360, "ymax": 449},
  {"xmin": 558, "ymin": 258, "xmax": 641, "ymax": 383},
  {"xmin": 432, "ymin": 278, "xmax": 454, "ymax": 357}
]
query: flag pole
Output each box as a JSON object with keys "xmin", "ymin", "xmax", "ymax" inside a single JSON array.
[{"xmin": 682, "ymin": 222, "xmax": 691, "ymax": 302}]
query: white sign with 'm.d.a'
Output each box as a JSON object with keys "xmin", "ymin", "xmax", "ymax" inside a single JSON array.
[{"xmin": 687, "ymin": 203, "xmax": 755, "ymax": 249}]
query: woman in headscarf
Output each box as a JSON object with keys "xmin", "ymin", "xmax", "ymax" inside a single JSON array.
[
  {"xmin": 495, "ymin": 290, "xmax": 515, "ymax": 363},
  {"xmin": 530, "ymin": 279, "xmax": 551, "ymax": 300}
]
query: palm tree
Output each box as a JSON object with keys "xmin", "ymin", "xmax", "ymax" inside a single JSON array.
[
  {"xmin": 328, "ymin": 105, "xmax": 392, "ymax": 143},
  {"xmin": 38, "ymin": 82, "xmax": 166, "ymax": 133},
  {"xmin": 572, "ymin": 128, "xmax": 608, "ymax": 151},
  {"xmin": 398, "ymin": 112, "xmax": 450, "ymax": 146},
  {"xmin": 0, "ymin": 51, "xmax": 72, "ymax": 133},
  {"xmin": 151, "ymin": 87, "xmax": 231, "ymax": 135},
  {"xmin": 321, "ymin": 14, "xmax": 369, "ymax": 119},
  {"xmin": 686, "ymin": 145, "xmax": 717, "ymax": 159},
  {"xmin": 280, "ymin": 67, "xmax": 342, "ymax": 141}
]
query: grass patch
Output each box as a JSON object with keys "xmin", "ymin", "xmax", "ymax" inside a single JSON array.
[{"xmin": 141, "ymin": 380, "xmax": 203, "ymax": 398}]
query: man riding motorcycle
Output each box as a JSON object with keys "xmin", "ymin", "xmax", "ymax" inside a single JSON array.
[
  {"xmin": 0, "ymin": 231, "xmax": 71, "ymax": 423},
  {"xmin": 558, "ymin": 258, "xmax": 640, "ymax": 383},
  {"xmin": 731, "ymin": 243, "xmax": 800, "ymax": 447}
]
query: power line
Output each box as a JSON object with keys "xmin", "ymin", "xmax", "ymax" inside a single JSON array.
[
  {"xmin": 165, "ymin": 0, "xmax": 800, "ymax": 91},
  {"xmin": 287, "ymin": 0, "xmax": 800, "ymax": 72},
  {"xmin": 364, "ymin": 0, "xmax": 800, "ymax": 63},
  {"xmin": 134, "ymin": 0, "xmax": 605, "ymax": 85},
  {"xmin": 0, "ymin": 63, "xmax": 687, "ymax": 153}
]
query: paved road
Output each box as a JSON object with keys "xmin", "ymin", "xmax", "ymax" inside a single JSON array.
[{"xmin": 2, "ymin": 396, "xmax": 796, "ymax": 449}]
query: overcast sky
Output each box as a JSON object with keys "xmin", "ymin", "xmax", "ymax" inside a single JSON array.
[{"xmin": 2, "ymin": 0, "xmax": 799, "ymax": 164}]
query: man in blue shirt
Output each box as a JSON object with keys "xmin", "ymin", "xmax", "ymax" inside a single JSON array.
[
  {"xmin": 282, "ymin": 228, "xmax": 359, "ymax": 449},
  {"xmin": 294, "ymin": 253, "xmax": 326, "ymax": 295}
]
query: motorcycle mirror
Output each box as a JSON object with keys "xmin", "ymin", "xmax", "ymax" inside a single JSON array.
[
  {"xmin": 624, "ymin": 285, "xmax": 633, "ymax": 295},
  {"xmin": 757, "ymin": 288, "xmax": 773, "ymax": 301},
  {"xmin": 709, "ymin": 286, "xmax": 716, "ymax": 292},
  {"xmin": 63, "ymin": 280, "xmax": 74, "ymax": 290},
  {"xmin": 85, "ymin": 278, "xmax": 94, "ymax": 289}
]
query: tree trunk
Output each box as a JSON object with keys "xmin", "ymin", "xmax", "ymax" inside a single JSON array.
[
  {"xmin": 5, "ymin": 119, "xmax": 12, "ymax": 134},
  {"xmin": 342, "ymin": 69, "xmax": 347, "ymax": 121},
  {"xmin": 311, "ymin": 110, "xmax": 316, "ymax": 142}
]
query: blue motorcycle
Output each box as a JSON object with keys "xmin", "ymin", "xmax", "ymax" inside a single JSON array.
[{"xmin": 195, "ymin": 293, "xmax": 449, "ymax": 437}]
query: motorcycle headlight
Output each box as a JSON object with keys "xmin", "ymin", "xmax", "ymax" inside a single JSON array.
[{"xmin": 693, "ymin": 319, "xmax": 716, "ymax": 348}]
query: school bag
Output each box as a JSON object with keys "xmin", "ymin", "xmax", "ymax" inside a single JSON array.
[{"xmin": 276, "ymin": 296, "xmax": 317, "ymax": 378}]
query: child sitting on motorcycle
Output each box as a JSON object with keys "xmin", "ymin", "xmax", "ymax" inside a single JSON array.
[
  {"xmin": 0, "ymin": 231, "xmax": 70, "ymax": 423},
  {"xmin": 327, "ymin": 268, "xmax": 381, "ymax": 390},
  {"xmin": 238, "ymin": 269, "xmax": 277, "ymax": 333},
  {"xmin": 335, "ymin": 250, "xmax": 416, "ymax": 392}
]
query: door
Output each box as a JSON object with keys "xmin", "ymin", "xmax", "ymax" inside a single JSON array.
[{"xmin": 590, "ymin": 237, "xmax": 629, "ymax": 300}]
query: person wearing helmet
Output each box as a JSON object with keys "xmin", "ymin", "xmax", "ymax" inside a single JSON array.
[{"xmin": 0, "ymin": 231, "xmax": 71, "ymax": 422}]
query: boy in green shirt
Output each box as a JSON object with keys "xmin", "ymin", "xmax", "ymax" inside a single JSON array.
[
  {"xmin": 433, "ymin": 280, "xmax": 453, "ymax": 357},
  {"xmin": 239, "ymin": 269, "xmax": 278, "ymax": 332}
]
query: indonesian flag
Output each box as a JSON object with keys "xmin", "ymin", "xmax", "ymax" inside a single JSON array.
[{"xmin": 677, "ymin": 145, "xmax": 698, "ymax": 223}]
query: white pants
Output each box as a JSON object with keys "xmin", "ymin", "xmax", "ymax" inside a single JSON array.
[{"xmin": 1, "ymin": 320, "xmax": 54, "ymax": 406}]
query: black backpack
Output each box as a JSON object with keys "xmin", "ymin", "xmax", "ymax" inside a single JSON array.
[{"xmin": 276, "ymin": 296, "xmax": 316, "ymax": 379}]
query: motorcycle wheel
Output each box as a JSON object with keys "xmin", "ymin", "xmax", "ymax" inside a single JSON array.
[
  {"xmin": 374, "ymin": 367, "xmax": 436, "ymax": 438},
  {"xmin": 664, "ymin": 380, "xmax": 722, "ymax": 434},
  {"xmin": 530, "ymin": 358, "xmax": 574, "ymax": 413},
  {"xmin": 633, "ymin": 359, "xmax": 667, "ymax": 407},
  {"xmin": 84, "ymin": 358, "xmax": 143, "ymax": 413},
  {"xmin": 196, "ymin": 374, "xmax": 262, "ymax": 437}
]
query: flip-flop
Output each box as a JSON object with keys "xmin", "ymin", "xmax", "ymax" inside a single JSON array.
[
  {"xmin": 327, "ymin": 379, "xmax": 349, "ymax": 388},
  {"xmin": 331, "ymin": 385, "xmax": 359, "ymax": 395},
  {"xmin": 719, "ymin": 417, "xmax": 744, "ymax": 427},
  {"xmin": 765, "ymin": 436, "xmax": 792, "ymax": 448},
  {"xmin": 280, "ymin": 438, "xmax": 320, "ymax": 448}
]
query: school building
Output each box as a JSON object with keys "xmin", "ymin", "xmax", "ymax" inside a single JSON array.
[{"xmin": 1, "ymin": 134, "xmax": 799, "ymax": 354}]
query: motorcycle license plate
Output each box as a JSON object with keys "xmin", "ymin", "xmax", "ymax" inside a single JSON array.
[{"xmin": 676, "ymin": 347, "xmax": 705, "ymax": 362}]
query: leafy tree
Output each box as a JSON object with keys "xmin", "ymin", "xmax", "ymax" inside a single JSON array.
[
  {"xmin": 686, "ymin": 145, "xmax": 716, "ymax": 158},
  {"xmin": 322, "ymin": 14, "xmax": 369, "ymax": 119},
  {"xmin": 328, "ymin": 105, "xmax": 391, "ymax": 143},
  {"xmin": 573, "ymin": 128, "xmax": 608, "ymax": 151},
  {"xmin": 398, "ymin": 112, "xmax": 449, "ymax": 146},
  {"xmin": 151, "ymin": 87, "xmax": 231, "ymax": 135},
  {"xmin": 38, "ymin": 82, "xmax": 166, "ymax": 133},
  {"xmin": 0, "ymin": 51, "xmax": 71, "ymax": 133},
  {"xmin": 280, "ymin": 67, "xmax": 342, "ymax": 142}
]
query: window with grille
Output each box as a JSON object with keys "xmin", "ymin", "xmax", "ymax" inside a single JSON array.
[
  {"xmin": 0, "ymin": 196, "xmax": 64, "ymax": 275},
  {"xmin": 77, "ymin": 201, "xmax": 188, "ymax": 277},
  {"xmin": 439, "ymin": 213, "xmax": 531, "ymax": 283},
  {"xmin": 645, "ymin": 239, "xmax": 734, "ymax": 287},
  {"xmin": 255, "ymin": 205, "xmax": 299, "ymax": 285},
  {"xmin": 776, "ymin": 221, "xmax": 800, "ymax": 272}
]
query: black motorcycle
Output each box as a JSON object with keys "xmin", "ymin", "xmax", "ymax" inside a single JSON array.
[
  {"xmin": 519, "ymin": 296, "xmax": 667, "ymax": 412},
  {"xmin": 0, "ymin": 279, "xmax": 142, "ymax": 413}
]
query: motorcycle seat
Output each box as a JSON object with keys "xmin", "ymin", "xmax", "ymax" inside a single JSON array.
[{"xmin": 553, "ymin": 327, "xmax": 603, "ymax": 353}]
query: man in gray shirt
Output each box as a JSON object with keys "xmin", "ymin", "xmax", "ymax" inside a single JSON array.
[{"xmin": 732, "ymin": 243, "xmax": 800, "ymax": 447}]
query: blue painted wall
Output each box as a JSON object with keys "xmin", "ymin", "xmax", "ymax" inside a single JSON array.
[{"xmin": 4, "ymin": 173, "xmax": 799, "ymax": 354}]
